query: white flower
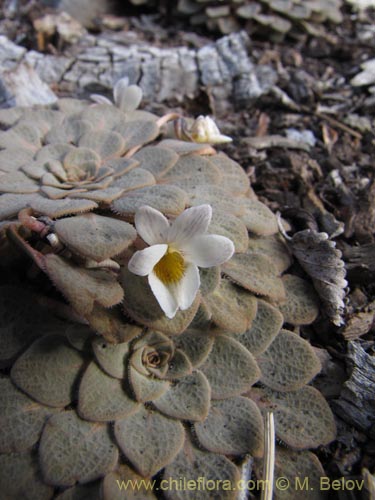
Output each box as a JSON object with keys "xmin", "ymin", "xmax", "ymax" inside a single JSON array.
[
  {"xmin": 128, "ymin": 204, "xmax": 235, "ymax": 319},
  {"xmin": 190, "ymin": 116, "xmax": 232, "ymax": 144}
]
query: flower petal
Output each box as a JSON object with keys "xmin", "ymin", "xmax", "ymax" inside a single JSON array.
[
  {"xmin": 128, "ymin": 244, "xmax": 167, "ymax": 276},
  {"xmin": 182, "ymin": 234, "xmax": 235, "ymax": 267},
  {"xmin": 190, "ymin": 116, "xmax": 232, "ymax": 144},
  {"xmin": 90, "ymin": 94, "xmax": 113, "ymax": 105},
  {"xmin": 148, "ymin": 272, "xmax": 179, "ymax": 319},
  {"xmin": 168, "ymin": 205, "xmax": 212, "ymax": 245},
  {"xmin": 113, "ymin": 77, "xmax": 129, "ymax": 105},
  {"xmin": 135, "ymin": 205, "xmax": 170, "ymax": 245},
  {"xmin": 175, "ymin": 263, "xmax": 200, "ymax": 310}
]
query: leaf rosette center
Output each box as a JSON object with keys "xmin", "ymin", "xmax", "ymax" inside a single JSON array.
[{"xmin": 130, "ymin": 332, "xmax": 175, "ymax": 379}]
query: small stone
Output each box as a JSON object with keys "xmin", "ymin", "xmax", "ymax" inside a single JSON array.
[
  {"xmin": 286, "ymin": 128, "xmax": 317, "ymax": 147},
  {"xmin": 351, "ymin": 58, "xmax": 375, "ymax": 86}
]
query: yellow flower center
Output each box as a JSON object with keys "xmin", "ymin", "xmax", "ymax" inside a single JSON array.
[{"xmin": 154, "ymin": 247, "xmax": 185, "ymax": 284}]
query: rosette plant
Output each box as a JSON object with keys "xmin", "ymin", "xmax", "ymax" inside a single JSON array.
[
  {"xmin": 129, "ymin": 0, "xmax": 343, "ymax": 39},
  {"xmin": 0, "ymin": 79, "xmax": 336, "ymax": 499}
]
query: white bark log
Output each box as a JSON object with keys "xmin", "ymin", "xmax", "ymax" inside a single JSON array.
[{"xmin": 0, "ymin": 30, "xmax": 277, "ymax": 114}]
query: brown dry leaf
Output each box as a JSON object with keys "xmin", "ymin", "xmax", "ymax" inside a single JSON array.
[
  {"xmin": 341, "ymin": 311, "xmax": 375, "ymax": 340},
  {"xmin": 43, "ymin": 254, "xmax": 124, "ymax": 317},
  {"xmin": 322, "ymin": 123, "xmax": 339, "ymax": 154},
  {"xmin": 285, "ymin": 228, "xmax": 347, "ymax": 326},
  {"xmin": 255, "ymin": 112, "xmax": 270, "ymax": 137}
]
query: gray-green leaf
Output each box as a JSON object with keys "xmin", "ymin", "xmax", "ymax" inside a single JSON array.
[{"xmin": 115, "ymin": 406, "xmax": 185, "ymax": 477}]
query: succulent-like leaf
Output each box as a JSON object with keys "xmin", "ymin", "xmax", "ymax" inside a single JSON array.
[
  {"xmin": 57, "ymin": 97, "xmax": 90, "ymax": 115},
  {"xmin": 199, "ymin": 266, "xmax": 221, "ymax": 296},
  {"xmin": 188, "ymin": 185, "xmax": 245, "ymax": 216},
  {"xmin": 0, "ymin": 193, "xmax": 36, "ymax": 220},
  {"xmin": 0, "ymin": 378, "xmax": 58, "ymax": 453},
  {"xmin": 188, "ymin": 301, "xmax": 212, "ymax": 330},
  {"xmin": 0, "ymin": 107, "xmax": 23, "ymax": 127},
  {"xmin": 79, "ymin": 131, "xmax": 126, "ymax": 160},
  {"xmin": 247, "ymin": 234, "xmax": 292, "ymax": 274},
  {"xmin": 29, "ymin": 194, "xmax": 98, "ymax": 218},
  {"xmin": 21, "ymin": 109, "xmax": 64, "ymax": 133},
  {"xmin": 85, "ymin": 305, "xmax": 142, "ymax": 343},
  {"xmin": 195, "ymin": 396, "xmax": 264, "ymax": 456},
  {"xmin": 236, "ymin": 298, "xmax": 283, "ymax": 356},
  {"xmin": 204, "ymin": 279, "xmax": 257, "ymax": 334},
  {"xmin": 133, "ymin": 145, "xmax": 179, "ymax": 179},
  {"xmin": 174, "ymin": 329, "xmax": 214, "ymax": 368},
  {"xmin": 68, "ymin": 187, "xmax": 125, "ymax": 203},
  {"xmin": 41, "ymin": 185, "xmax": 79, "ymax": 200},
  {"xmin": 36, "ymin": 143, "xmax": 76, "ymax": 164},
  {"xmin": 41, "ymin": 171, "xmax": 71, "ymax": 189},
  {"xmin": 154, "ymin": 370, "xmax": 210, "ymax": 421},
  {"xmin": 92, "ymin": 337, "xmax": 130, "ymax": 379},
  {"xmin": 115, "ymin": 168, "xmax": 156, "ymax": 191},
  {"xmin": 0, "ymin": 452, "xmax": 53, "ymax": 500},
  {"xmin": 63, "ymin": 147, "xmax": 101, "ymax": 179},
  {"xmin": 209, "ymin": 209, "xmax": 249, "ymax": 253},
  {"xmin": 114, "ymin": 81, "xmax": 143, "ymax": 112},
  {"xmin": 252, "ymin": 386, "xmax": 336, "ymax": 449},
  {"xmin": 54, "ymin": 213, "xmax": 137, "ymax": 262},
  {"xmin": 115, "ymin": 406, "xmax": 185, "ymax": 477},
  {"xmin": 258, "ymin": 329, "xmax": 322, "ymax": 391},
  {"xmin": 112, "ymin": 184, "xmax": 187, "ymax": 217},
  {"xmin": 125, "ymin": 109, "xmax": 159, "ymax": 122},
  {"xmin": 39, "ymin": 411, "xmax": 118, "ymax": 486},
  {"xmin": 43, "ymin": 161, "xmax": 69, "ymax": 183},
  {"xmin": 45, "ymin": 119, "xmax": 93, "ymax": 145},
  {"xmin": 159, "ymin": 154, "xmax": 222, "ymax": 189},
  {"xmin": 11, "ymin": 335, "xmax": 83, "ymax": 407},
  {"xmin": 158, "ymin": 138, "xmax": 212, "ymax": 154},
  {"xmin": 223, "ymin": 252, "xmax": 286, "ymax": 301},
  {"xmin": 44, "ymin": 158, "xmax": 75, "ymax": 182},
  {"xmin": 209, "ymin": 153, "xmax": 250, "ymax": 195},
  {"xmin": 0, "ymin": 171, "xmax": 39, "ymax": 194},
  {"xmin": 201, "ymin": 334, "xmax": 260, "ymax": 399},
  {"xmin": 121, "ymin": 269, "xmax": 200, "ymax": 335},
  {"xmin": 272, "ymin": 448, "xmax": 326, "ymax": 500},
  {"xmin": 0, "ymin": 121, "xmax": 42, "ymax": 151},
  {"xmin": 163, "ymin": 438, "xmax": 240, "ymax": 500},
  {"xmin": 279, "ymin": 274, "xmax": 320, "ymax": 325},
  {"xmin": 132, "ymin": 330, "xmax": 172, "ymax": 351},
  {"xmin": 44, "ymin": 254, "xmax": 124, "ymax": 316},
  {"xmin": 239, "ymin": 199, "xmax": 279, "ymax": 235},
  {"xmin": 114, "ymin": 120, "xmax": 160, "ymax": 151},
  {"xmin": 0, "ymin": 148, "xmax": 35, "ymax": 172},
  {"xmin": 81, "ymin": 104, "xmax": 126, "ymax": 131},
  {"xmin": 103, "ymin": 464, "xmax": 157, "ymax": 500},
  {"xmin": 106, "ymin": 157, "xmax": 139, "ymax": 178},
  {"xmin": 56, "ymin": 482, "xmax": 102, "ymax": 500},
  {"xmin": 21, "ymin": 160, "xmax": 48, "ymax": 180},
  {"xmin": 163, "ymin": 349, "xmax": 193, "ymax": 379},
  {"xmin": 78, "ymin": 361, "xmax": 140, "ymax": 421},
  {"xmin": 0, "ymin": 285, "xmax": 65, "ymax": 361},
  {"xmin": 66, "ymin": 324, "xmax": 94, "ymax": 351},
  {"xmin": 129, "ymin": 366, "xmax": 170, "ymax": 403}
]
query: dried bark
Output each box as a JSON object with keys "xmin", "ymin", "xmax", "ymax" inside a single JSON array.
[
  {"xmin": 332, "ymin": 342, "xmax": 375, "ymax": 438},
  {"xmin": 0, "ymin": 30, "xmax": 277, "ymax": 114}
]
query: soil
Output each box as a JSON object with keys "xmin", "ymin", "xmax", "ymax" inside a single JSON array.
[{"xmin": 1, "ymin": 0, "xmax": 375, "ymax": 497}]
